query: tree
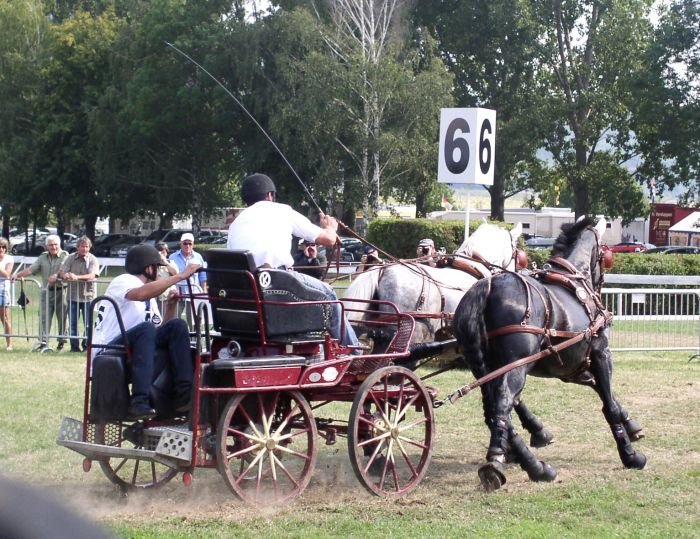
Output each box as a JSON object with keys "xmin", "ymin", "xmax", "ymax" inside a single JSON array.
[
  {"xmin": 413, "ymin": 0, "xmax": 551, "ymax": 221},
  {"xmin": 0, "ymin": 0, "xmax": 48, "ymax": 237},
  {"xmin": 534, "ymin": 0, "xmax": 653, "ymax": 220},
  {"xmin": 632, "ymin": 0, "xmax": 699, "ymax": 203},
  {"xmin": 92, "ymin": 0, "xmax": 244, "ymax": 233},
  {"xmin": 250, "ymin": 1, "xmax": 454, "ymax": 227},
  {"xmin": 31, "ymin": 8, "xmax": 125, "ymax": 239}
]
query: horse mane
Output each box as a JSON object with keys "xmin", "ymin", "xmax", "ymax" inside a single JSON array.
[{"xmin": 550, "ymin": 216, "xmax": 597, "ymax": 257}]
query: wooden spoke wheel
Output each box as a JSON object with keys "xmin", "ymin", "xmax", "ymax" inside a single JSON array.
[
  {"xmin": 216, "ymin": 391, "xmax": 318, "ymax": 505},
  {"xmin": 94, "ymin": 422, "xmax": 179, "ymax": 490},
  {"xmin": 348, "ymin": 366, "xmax": 435, "ymax": 497}
]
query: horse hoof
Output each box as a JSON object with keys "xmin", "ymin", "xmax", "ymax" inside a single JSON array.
[
  {"xmin": 625, "ymin": 419, "xmax": 645, "ymax": 441},
  {"xmin": 530, "ymin": 428, "xmax": 554, "ymax": 448},
  {"xmin": 478, "ymin": 462, "xmax": 506, "ymax": 492},
  {"xmin": 538, "ymin": 462, "xmax": 557, "ymax": 482},
  {"xmin": 625, "ymin": 451, "xmax": 647, "ymax": 470}
]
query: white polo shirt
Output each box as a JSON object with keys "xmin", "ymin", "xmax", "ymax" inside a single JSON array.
[
  {"xmin": 227, "ymin": 201, "xmax": 321, "ymax": 268},
  {"xmin": 92, "ymin": 273, "xmax": 162, "ymax": 355}
]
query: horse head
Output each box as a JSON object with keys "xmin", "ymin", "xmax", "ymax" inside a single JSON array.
[
  {"xmin": 455, "ymin": 222, "xmax": 522, "ymax": 272},
  {"xmin": 550, "ymin": 216, "xmax": 608, "ymax": 290}
]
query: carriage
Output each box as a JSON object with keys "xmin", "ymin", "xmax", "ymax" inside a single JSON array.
[
  {"xmin": 57, "ymin": 218, "xmax": 646, "ymax": 502},
  {"xmin": 57, "ymin": 248, "xmax": 437, "ymax": 504}
]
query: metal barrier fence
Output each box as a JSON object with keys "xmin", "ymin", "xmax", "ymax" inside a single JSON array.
[
  {"xmin": 1, "ymin": 278, "xmax": 114, "ymax": 351},
  {"xmin": 2, "ymin": 271, "xmax": 699, "ymax": 354},
  {"xmin": 602, "ymin": 288, "xmax": 700, "ymax": 352}
]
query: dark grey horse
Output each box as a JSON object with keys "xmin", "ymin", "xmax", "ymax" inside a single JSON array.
[{"xmin": 454, "ymin": 217, "xmax": 646, "ymax": 490}]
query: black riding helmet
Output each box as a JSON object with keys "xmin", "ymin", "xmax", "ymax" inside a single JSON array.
[
  {"xmin": 125, "ymin": 244, "xmax": 166, "ymax": 275},
  {"xmin": 241, "ymin": 173, "xmax": 276, "ymax": 205}
]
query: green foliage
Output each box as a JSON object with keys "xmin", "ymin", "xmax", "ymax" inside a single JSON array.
[
  {"xmin": 607, "ymin": 252, "xmax": 700, "ymax": 276},
  {"xmin": 413, "ymin": 0, "xmax": 550, "ymax": 221},
  {"xmin": 367, "ymin": 218, "xmax": 490, "ymax": 258},
  {"xmin": 523, "ymin": 249, "xmax": 700, "ymax": 277}
]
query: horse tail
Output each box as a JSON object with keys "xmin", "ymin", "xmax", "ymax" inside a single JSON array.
[
  {"xmin": 343, "ymin": 268, "xmax": 381, "ymax": 321},
  {"xmin": 453, "ymin": 278, "xmax": 490, "ymax": 376}
]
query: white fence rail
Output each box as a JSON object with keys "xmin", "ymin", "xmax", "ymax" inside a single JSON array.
[{"xmin": 3, "ymin": 264, "xmax": 699, "ymax": 355}]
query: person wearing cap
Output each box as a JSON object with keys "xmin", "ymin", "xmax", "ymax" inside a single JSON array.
[
  {"xmin": 227, "ymin": 173, "xmax": 359, "ymax": 349},
  {"xmin": 416, "ymin": 238, "xmax": 437, "ymax": 267},
  {"xmin": 292, "ymin": 239, "xmax": 326, "ymax": 279},
  {"xmin": 356, "ymin": 245, "xmax": 384, "ymax": 274},
  {"xmin": 92, "ymin": 244, "xmax": 200, "ymax": 420},
  {"xmin": 169, "ymin": 232, "xmax": 207, "ymax": 325}
]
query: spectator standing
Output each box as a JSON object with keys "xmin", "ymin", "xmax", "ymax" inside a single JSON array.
[
  {"xmin": 292, "ymin": 240, "xmax": 326, "ymax": 279},
  {"xmin": 227, "ymin": 173, "xmax": 359, "ymax": 349},
  {"xmin": 416, "ymin": 238, "xmax": 437, "ymax": 267},
  {"xmin": 356, "ymin": 245, "xmax": 384, "ymax": 274},
  {"xmin": 58, "ymin": 236, "xmax": 99, "ymax": 353},
  {"xmin": 169, "ymin": 233, "xmax": 207, "ymax": 325},
  {"xmin": 12, "ymin": 235, "xmax": 67, "ymax": 352},
  {"xmin": 156, "ymin": 241, "xmax": 178, "ymax": 315},
  {"xmin": 0, "ymin": 237, "xmax": 14, "ymax": 350},
  {"xmin": 92, "ymin": 245, "xmax": 199, "ymax": 419}
]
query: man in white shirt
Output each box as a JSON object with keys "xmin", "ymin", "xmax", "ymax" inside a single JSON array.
[
  {"xmin": 92, "ymin": 244, "xmax": 200, "ymax": 420},
  {"xmin": 227, "ymin": 173, "xmax": 358, "ymax": 348}
]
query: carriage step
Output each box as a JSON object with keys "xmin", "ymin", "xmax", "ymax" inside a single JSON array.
[{"xmin": 56, "ymin": 417, "xmax": 193, "ymax": 463}]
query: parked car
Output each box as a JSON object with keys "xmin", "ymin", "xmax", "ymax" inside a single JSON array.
[
  {"xmin": 643, "ymin": 245, "xmax": 700, "ymax": 254},
  {"xmin": 11, "ymin": 235, "xmax": 47, "ymax": 255},
  {"xmin": 109, "ymin": 236, "xmax": 144, "ymax": 257},
  {"xmin": 607, "ymin": 242, "xmax": 655, "ymax": 253},
  {"xmin": 92, "ymin": 233, "xmax": 136, "ymax": 257},
  {"xmin": 140, "ymin": 229, "xmax": 171, "ymax": 248},
  {"xmin": 337, "ymin": 237, "xmax": 364, "ymax": 262},
  {"xmin": 525, "ymin": 236, "xmax": 557, "ymax": 250},
  {"xmin": 197, "ymin": 229, "xmax": 227, "ymax": 243}
]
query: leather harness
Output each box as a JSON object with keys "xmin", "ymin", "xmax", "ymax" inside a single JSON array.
[{"xmin": 434, "ymin": 226, "xmax": 612, "ymax": 408}]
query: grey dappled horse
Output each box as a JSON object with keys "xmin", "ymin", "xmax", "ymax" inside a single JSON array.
[{"xmin": 343, "ymin": 223, "xmax": 557, "ymax": 448}]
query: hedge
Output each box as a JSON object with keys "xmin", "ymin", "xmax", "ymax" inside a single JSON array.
[
  {"xmin": 366, "ymin": 218, "xmax": 508, "ymax": 259},
  {"xmin": 524, "ymin": 249, "xmax": 700, "ymax": 276}
]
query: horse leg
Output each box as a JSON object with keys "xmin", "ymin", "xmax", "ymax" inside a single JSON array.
[
  {"xmin": 567, "ymin": 370, "xmax": 645, "ymax": 441},
  {"xmin": 619, "ymin": 404, "xmax": 644, "ymax": 441},
  {"xmin": 508, "ymin": 425, "xmax": 557, "ymax": 483},
  {"xmin": 514, "ymin": 399, "xmax": 554, "ymax": 448},
  {"xmin": 590, "ymin": 348, "xmax": 647, "ymax": 469},
  {"xmin": 478, "ymin": 415, "xmax": 510, "ymax": 491}
]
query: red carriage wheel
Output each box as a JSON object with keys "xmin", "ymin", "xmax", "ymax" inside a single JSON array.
[
  {"xmin": 94, "ymin": 422, "xmax": 179, "ymax": 490},
  {"xmin": 216, "ymin": 391, "xmax": 318, "ymax": 505},
  {"xmin": 348, "ymin": 366, "xmax": 435, "ymax": 497}
]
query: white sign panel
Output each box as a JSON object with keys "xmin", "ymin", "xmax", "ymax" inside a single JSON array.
[{"xmin": 438, "ymin": 108, "xmax": 496, "ymax": 185}]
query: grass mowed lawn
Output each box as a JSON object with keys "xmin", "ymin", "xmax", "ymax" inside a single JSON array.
[{"xmin": 1, "ymin": 350, "xmax": 698, "ymax": 538}]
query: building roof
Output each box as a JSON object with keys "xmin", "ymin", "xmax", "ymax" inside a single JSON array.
[{"xmin": 668, "ymin": 211, "xmax": 700, "ymax": 233}]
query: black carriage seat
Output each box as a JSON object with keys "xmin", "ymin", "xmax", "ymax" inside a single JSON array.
[
  {"xmin": 204, "ymin": 248, "xmax": 332, "ymax": 342},
  {"xmin": 89, "ymin": 349, "xmax": 193, "ymax": 422}
]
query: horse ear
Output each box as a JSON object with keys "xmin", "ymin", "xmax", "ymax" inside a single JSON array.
[
  {"xmin": 595, "ymin": 217, "xmax": 607, "ymax": 236},
  {"xmin": 510, "ymin": 222, "xmax": 522, "ymax": 240}
]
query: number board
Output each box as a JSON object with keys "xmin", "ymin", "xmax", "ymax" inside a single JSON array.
[{"xmin": 438, "ymin": 108, "xmax": 496, "ymax": 185}]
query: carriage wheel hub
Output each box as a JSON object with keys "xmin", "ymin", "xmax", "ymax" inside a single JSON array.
[{"xmin": 265, "ymin": 439, "xmax": 277, "ymax": 451}]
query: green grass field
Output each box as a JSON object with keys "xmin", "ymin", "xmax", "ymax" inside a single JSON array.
[{"xmin": 1, "ymin": 350, "xmax": 698, "ymax": 538}]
